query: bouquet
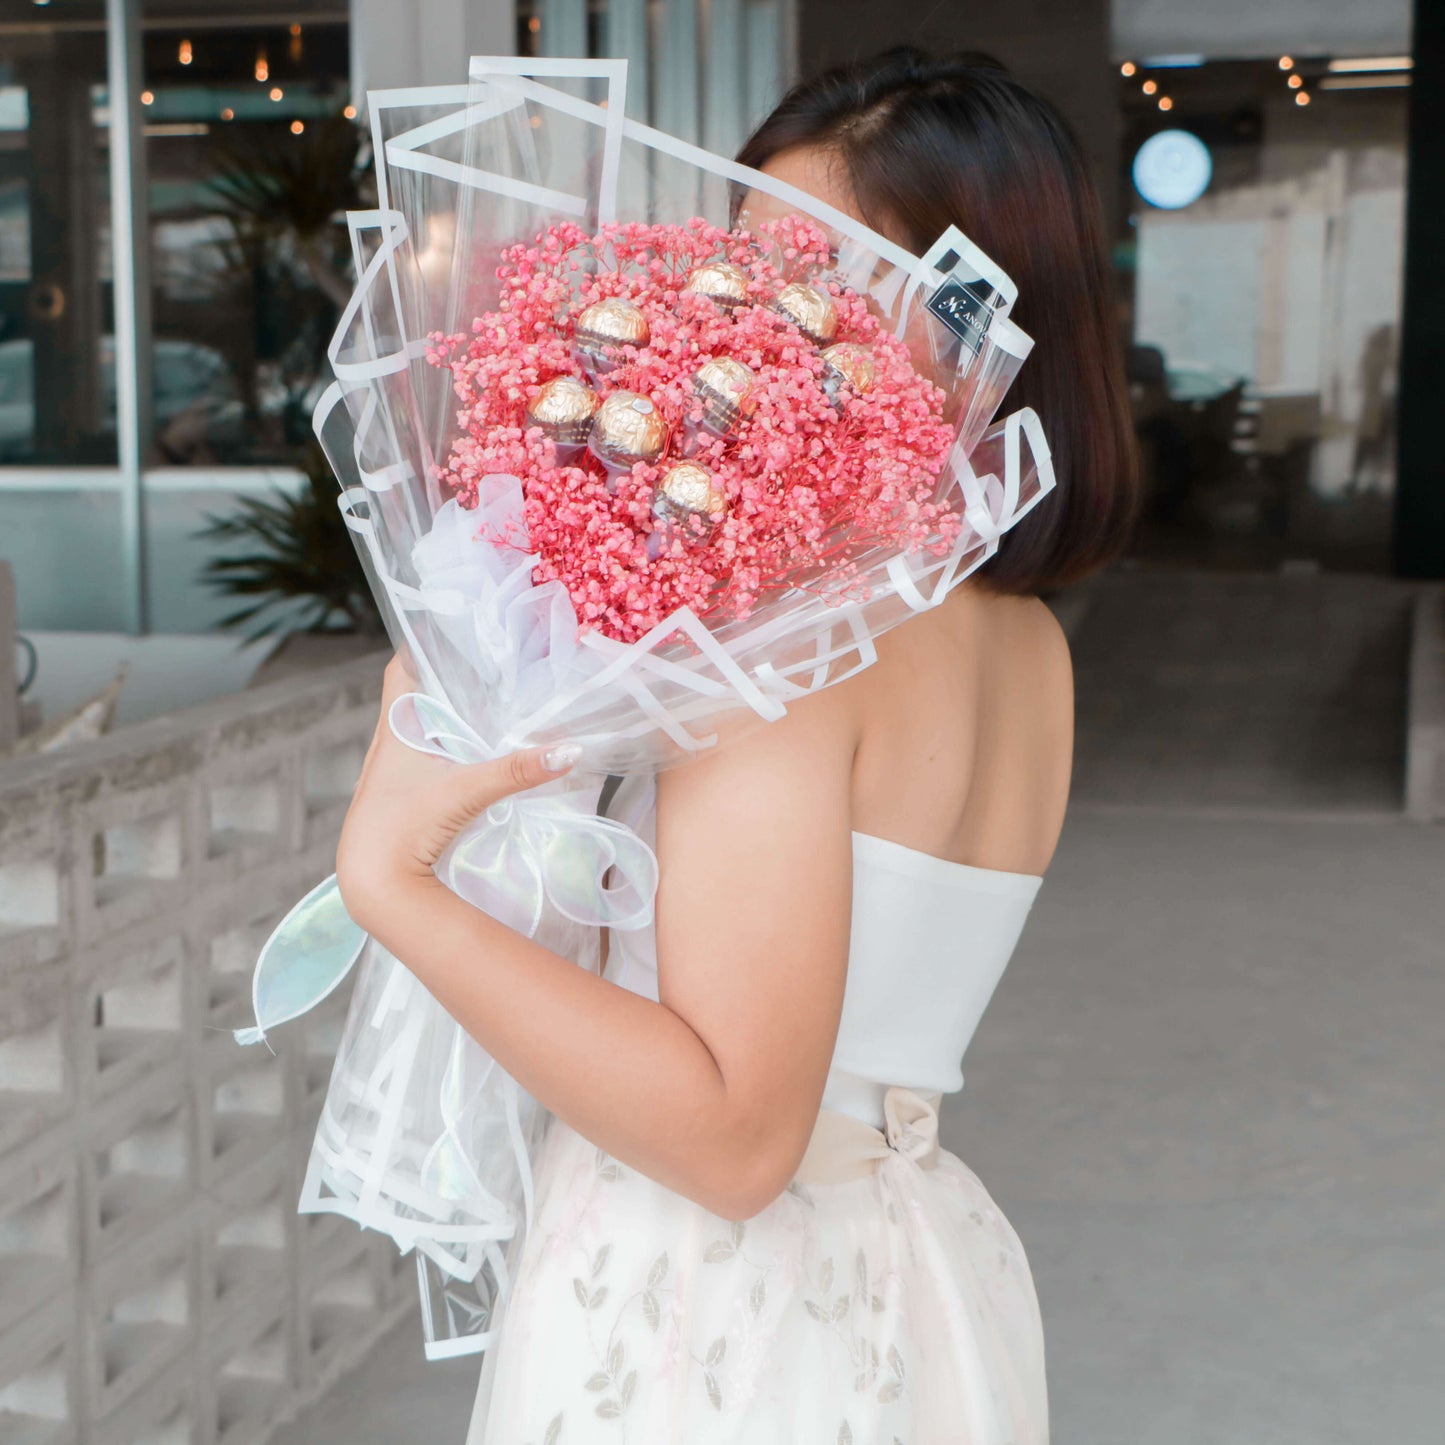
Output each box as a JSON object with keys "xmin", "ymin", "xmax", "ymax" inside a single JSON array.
[{"xmin": 234, "ymin": 56, "xmax": 1056, "ymax": 1359}]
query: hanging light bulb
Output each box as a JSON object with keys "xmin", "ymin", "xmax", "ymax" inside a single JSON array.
[
  {"xmin": 1142, "ymin": 79, "xmax": 1158, "ymax": 95},
  {"xmin": 220, "ymin": 107, "xmax": 235, "ymax": 121},
  {"xmin": 255, "ymin": 49, "xmax": 269, "ymax": 83},
  {"xmin": 1120, "ymin": 61, "xmax": 1137, "ymax": 77},
  {"xmin": 1295, "ymin": 90, "xmax": 1311, "ymax": 106},
  {"xmin": 1288, "ymin": 74, "xmax": 1303, "ymax": 89},
  {"xmin": 1278, "ymin": 55, "xmax": 1295, "ymax": 71},
  {"xmin": 343, "ymin": 103, "xmax": 357, "ymax": 120},
  {"xmin": 1158, "ymin": 96, "xmax": 1173, "ymax": 111},
  {"xmin": 269, "ymin": 86, "xmax": 283, "ymax": 102},
  {"xmin": 290, "ymin": 119, "xmax": 305, "ymax": 135},
  {"xmin": 178, "ymin": 38, "xmax": 192, "ymax": 66},
  {"xmin": 140, "ymin": 90, "xmax": 154, "ymax": 106}
]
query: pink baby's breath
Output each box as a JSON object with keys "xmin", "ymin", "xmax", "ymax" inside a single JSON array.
[{"xmin": 427, "ymin": 216, "xmax": 959, "ymax": 644}]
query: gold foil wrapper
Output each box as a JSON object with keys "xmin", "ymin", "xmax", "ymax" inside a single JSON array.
[
  {"xmin": 526, "ymin": 376, "xmax": 601, "ymax": 445},
  {"xmin": 692, "ymin": 357, "xmax": 757, "ymax": 435},
  {"xmin": 771, "ymin": 282, "xmax": 838, "ymax": 344},
  {"xmin": 575, "ymin": 297, "xmax": 650, "ymax": 367},
  {"xmin": 591, "ymin": 390, "xmax": 669, "ymax": 465},
  {"xmin": 821, "ymin": 342, "xmax": 876, "ymax": 400},
  {"xmin": 683, "ymin": 260, "xmax": 749, "ymax": 311},
  {"xmin": 652, "ymin": 461, "xmax": 727, "ymax": 527}
]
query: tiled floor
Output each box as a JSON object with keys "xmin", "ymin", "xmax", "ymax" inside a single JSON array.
[
  {"xmin": 1068, "ymin": 568, "xmax": 1413, "ymax": 814},
  {"xmin": 272, "ymin": 568, "xmax": 1442, "ymax": 1444}
]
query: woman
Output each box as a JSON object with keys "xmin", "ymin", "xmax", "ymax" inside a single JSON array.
[{"xmin": 336, "ymin": 47, "xmax": 1137, "ymax": 1444}]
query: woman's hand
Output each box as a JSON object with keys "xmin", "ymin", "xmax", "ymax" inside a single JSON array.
[{"xmin": 335, "ymin": 654, "xmax": 580, "ymax": 932}]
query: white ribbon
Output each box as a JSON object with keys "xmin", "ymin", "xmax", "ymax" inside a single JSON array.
[{"xmin": 389, "ymin": 688, "xmax": 659, "ymax": 936}]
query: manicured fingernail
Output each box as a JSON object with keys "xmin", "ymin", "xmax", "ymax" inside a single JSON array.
[{"xmin": 542, "ymin": 743, "xmax": 582, "ymax": 773}]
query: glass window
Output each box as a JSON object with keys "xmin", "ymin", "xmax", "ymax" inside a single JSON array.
[
  {"xmin": 141, "ymin": 13, "xmax": 355, "ymax": 466},
  {"xmin": 1118, "ymin": 63, "xmax": 1408, "ymax": 573},
  {"xmin": 0, "ymin": 20, "xmax": 116, "ymax": 466}
]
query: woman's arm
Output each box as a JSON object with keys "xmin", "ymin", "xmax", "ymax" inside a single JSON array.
[{"xmin": 338, "ymin": 658, "xmax": 859, "ymax": 1220}]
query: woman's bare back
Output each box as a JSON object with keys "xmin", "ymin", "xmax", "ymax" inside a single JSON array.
[{"xmin": 847, "ymin": 585, "xmax": 1074, "ymax": 878}]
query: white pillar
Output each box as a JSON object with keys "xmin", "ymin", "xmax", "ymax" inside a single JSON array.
[
  {"xmin": 602, "ymin": 0, "xmax": 651, "ymax": 119},
  {"xmin": 537, "ymin": 0, "xmax": 588, "ymax": 57},
  {"xmin": 704, "ymin": 0, "xmax": 744, "ymax": 155},
  {"xmin": 105, "ymin": 0, "xmax": 152, "ymax": 634},
  {"xmin": 744, "ymin": 0, "xmax": 791, "ymax": 136},
  {"xmin": 655, "ymin": 0, "xmax": 700, "ymax": 144},
  {"xmin": 351, "ymin": 0, "xmax": 516, "ymax": 100}
]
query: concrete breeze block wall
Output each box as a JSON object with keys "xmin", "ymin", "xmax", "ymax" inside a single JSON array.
[{"xmin": 0, "ymin": 651, "xmax": 416, "ymax": 1445}]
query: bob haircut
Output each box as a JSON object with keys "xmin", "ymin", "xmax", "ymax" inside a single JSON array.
[{"xmin": 737, "ymin": 47, "xmax": 1140, "ymax": 594}]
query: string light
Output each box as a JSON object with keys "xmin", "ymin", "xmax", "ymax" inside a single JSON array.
[
  {"xmin": 178, "ymin": 39, "xmax": 192, "ymax": 65},
  {"xmin": 343, "ymin": 104, "xmax": 357, "ymax": 120},
  {"xmin": 1288, "ymin": 74, "xmax": 1303, "ymax": 89},
  {"xmin": 1158, "ymin": 96, "xmax": 1173, "ymax": 111},
  {"xmin": 1120, "ymin": 61, "xmax": 1137, "ymax": 77},
  {"xmin": 269, "ymin": 86, "xmax": 283, "ymax": 102},
  {"xmin": 140, "ymin": 90, "xmax": 154, "ymax": 106},
  {"xmin": 1278, "ymin": 56, "xmax": 1294, "ymax": 70},
  {"xmin": 290, "ymin": 119, "xmax": 305, "ymax": 135},
  {"xmin": 1327, "ymin": 56, "xmax": 1411, "ymax": 72},
  {"xmin": 1142, "ymin": 79, "xmax": 1158, "ymax": 95},
  {"xmin": 1295, "ymin": 90, "xmax": 1311, "ymax": 106},
  {"xmin": 220, "ymin": 107, "xmax": 235, "ymax": 121},
  {"xmin": 255, "ymin": 50, "xmax": 269, "ymax": 83}
]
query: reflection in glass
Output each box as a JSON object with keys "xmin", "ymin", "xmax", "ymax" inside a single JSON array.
[
  {"xmin": 0, "ymin": 34, "xmax": 116, "ymax": 465},
  {"xmin": 142, "ymin": 18, "xmax": 359, "ymax": 465}
]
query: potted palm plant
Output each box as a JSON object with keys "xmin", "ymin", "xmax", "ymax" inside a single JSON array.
[{"xmin": 197, "ymin": 440, "xmax": 386, "ymax": 680}]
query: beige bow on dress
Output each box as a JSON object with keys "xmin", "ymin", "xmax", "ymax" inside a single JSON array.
[{"xmin": 791, "ymin": 1085, "xmax": 944, "ymax": 1187}]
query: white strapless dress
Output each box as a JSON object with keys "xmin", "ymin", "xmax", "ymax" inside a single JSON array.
[{"xmin": 465, "ymin": 777, "xmax": 1049, "ymax": 1444}]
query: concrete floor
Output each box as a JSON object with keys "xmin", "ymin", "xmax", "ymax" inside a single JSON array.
[{"xmin": 272, "ymin": 570, "xmax": 1445, "ymax": 1443}]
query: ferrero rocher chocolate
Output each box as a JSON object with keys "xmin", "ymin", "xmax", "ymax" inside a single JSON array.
[
  {"xmin": 692, "ymin": 357, "xmax": 757, "ymax": 435},
  {"xmin": 652, "ymin": 461, "xmax": 727, "ymax": 527},
  {"xmin": 574, "ymin": 297, "xmax": 650, "ymax": 369},
  {"xmin": 590, "ymin": 390, "xmax": 669, "ymax": 465},
  {"xmin": 820, "ymin": 342, "xmax": 876, "ymax": 401},
  {"xmin": 683, "ymin": 260, "xmax": 749, "ymax": 311},
  {"xmin": 525, "ymin": 376, "xmax": 600, "ymax": 445},
  {"xmin": 771, "ymin": 282, "xmax": 837, "ymax": 345}
]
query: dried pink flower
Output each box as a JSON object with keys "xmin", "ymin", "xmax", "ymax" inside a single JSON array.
[{"xmin": 427, "ymin": 217, "xmax": 960, "ymax": 644}]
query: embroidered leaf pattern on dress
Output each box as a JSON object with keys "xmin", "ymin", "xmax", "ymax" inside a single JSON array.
[{"xmin": 502, "ymin": 1124, "xmax": 1001, "ymax": 1444}]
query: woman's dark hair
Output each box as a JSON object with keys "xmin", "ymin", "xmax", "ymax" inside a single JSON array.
[{"xmin": 737, "ymin": 47, "xmax": 1140, "ymax": 593}]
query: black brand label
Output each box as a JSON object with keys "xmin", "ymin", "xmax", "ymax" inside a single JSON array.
[{"xmin": 927, "ymin": 278, "xmax": 995, "ymax": 357}]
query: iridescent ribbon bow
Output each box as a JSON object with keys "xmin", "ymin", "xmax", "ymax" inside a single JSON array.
[{"xmin": 234, "ymin": 690, "xmax": 658, "ymax": 1048}]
